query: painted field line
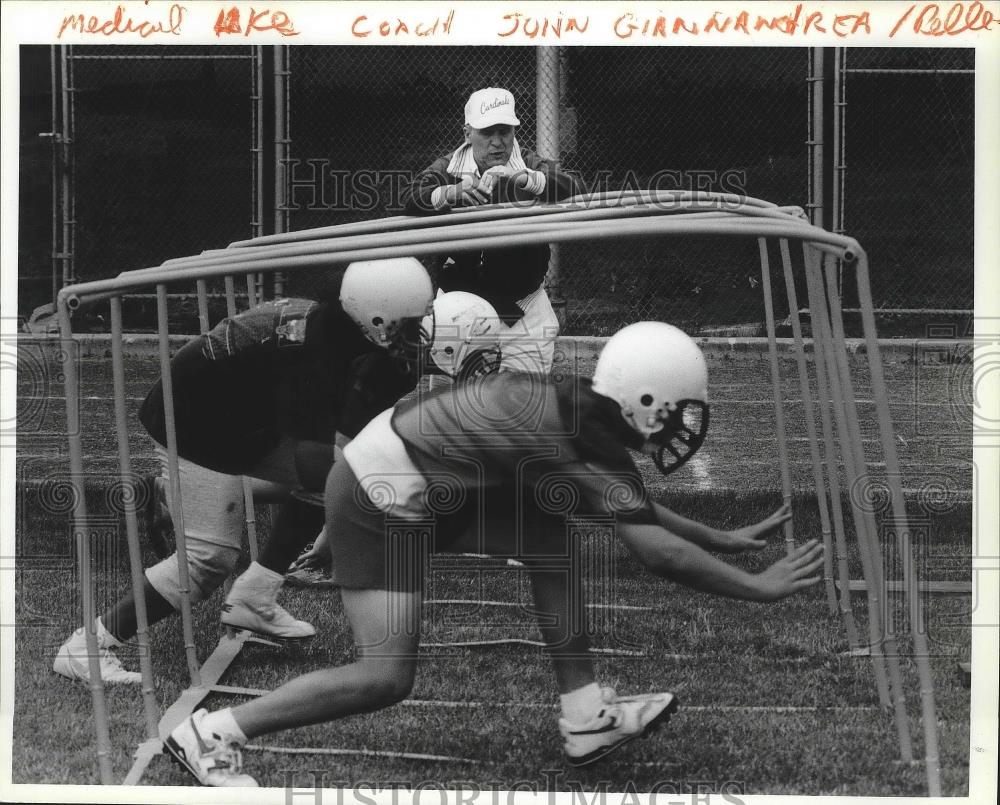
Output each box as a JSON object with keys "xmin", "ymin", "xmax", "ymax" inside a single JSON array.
[
  {"xmin": 245, "ymin": 744, "xmax": 480, "ymax": 764},
  {"xmin": 422, "ymin": 638, "xmax": 646, "ymax": 656},
  {"xmin": 398, "ymin": 699, "xmax": 878, "ymax": 713},
  {"xmin": 838, "ymin": 579, "xmax": 972, "ymax": 594},
  {"xmin": 681, "ymin": 705, "xmax": 879, "ymax": 712},
  {"xmin": 426, "ymin": 599, "xmax": 652, "ymax": 612},
  {"xmin": 420, "ymin": 642, "xmax": 827, "ymax": 664},
  {"xmin": 420, "ymin": 637, "xmax": 827, "ymax": 664},
  {"xmin": 718, "ymin": 398, "xmax": 972, "ymax": 409}
]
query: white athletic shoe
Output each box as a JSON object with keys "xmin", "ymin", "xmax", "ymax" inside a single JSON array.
[
  {"xmin": 221, "ymin": 598, "xmax": 316, "ymax": 640},
  {"xmin": 52, "ymin": 627, "xmax": 142, "ymax": 685},
  {"xmin": 559, "ymin": 688, "xmax": 678, "ymax": 766},
  {"xmin": 163, "ymin": 709, "xmax": 258, "ymax": 787},
  {"xmin": 221, "ymin": 563, "xmax": 315, "ymax": 640}
]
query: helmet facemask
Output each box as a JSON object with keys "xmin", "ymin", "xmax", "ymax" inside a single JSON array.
[
  {"xmin": 453, "ymin": 345, "xmax": 503, "ymax": 381},
  {"xmin": 646, "ymin": 399, "xmax": 710, "ymax": 475},
  {"xmin": 386, "ymin": 315, "xmax": 432, "ymax": 376}
]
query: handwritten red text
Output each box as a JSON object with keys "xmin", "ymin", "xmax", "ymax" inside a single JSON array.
[
  {"xmin": 214, "ymin": 7, "xmax": 298, "ymax": 37},
  {"xmin": 614, "ymin": 5, "xmax": 871, "ymax": 38},
  {"xmin": 498, "ymin": 12, "xmax": 589, "ymax": 38},
  {"xmin": 890, "ymin": 2, "xmax": 998, "ymax": 36},
  {"xmin": 351, "ymin": 10, "xmax": 455, "ymax": 37},
  {"xmin": 58, "ymin": 3, "xmax": 185, "ymax": 38}
]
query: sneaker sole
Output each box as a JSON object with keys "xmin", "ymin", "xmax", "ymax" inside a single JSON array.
[
  {"xmin": 52, "ymin": 653, "xmax": 142, "ymax": 686},
  {"xmin": 219, "ymin": 620, "xmax": 316, "ymax": 643},
  {"xmin": 163, "ymin": 735, "xmax": 206, "ymax": 785},
  {"xmin": 52, "ymin": 658, "xmax": 86, "ymax": 685},
  {"xmin": 220, "ymin": 602, "xmax": 316, "ymax": 642},
  {"xmin": 565, "ymin": 695, "xmax": 679, "ymax": 767}
]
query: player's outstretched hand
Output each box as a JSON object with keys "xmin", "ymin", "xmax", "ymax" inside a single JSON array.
[
  {"xmin": 288, "ymin": 542, "xmax": 329, "ymax": 572},
  {"xmin": 753, "ymin": 539, "xmax": 824, "ymax": 601},
  {"xmin": 720, "ymin": 503, "xmax": 792, "ymax": 553}
]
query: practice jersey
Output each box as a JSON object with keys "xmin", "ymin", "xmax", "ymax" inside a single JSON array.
[
  {"xmin": 344, "ymin": 372, "xmax": 657, "ymax": 528},
  {"xmin": 138, "ymin": 297, "xmax": 417, "ymax": 475}
]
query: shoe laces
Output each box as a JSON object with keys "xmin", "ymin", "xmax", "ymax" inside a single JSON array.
[
  {"xmin": 210, "ymin": 739, "xmax": 246, "ymax": 773},
  {"xmin": 263, "ymin": 603, "xmax": 300, "ymax": 624},
  {"xmin": 97, "ymin": 647, "xmax": 139, "ymax": 681},
  {"xmin": 98, "ymin": 646, "xmax": 127, "ymax": 669}
]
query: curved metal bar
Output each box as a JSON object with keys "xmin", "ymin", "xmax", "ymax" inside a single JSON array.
[
  {"xmin": 822, "ymin": 253, "xmax": 917, "ymax": 764},
  {"xmin": 130, "ymin": 202, "xmax": 813, "ymax": 278},
  {"xmin": 110, "ymin": 296, "xmax": 160, "ymax": 738},
  {"xmin": 151, "ymin": 197, "xmax": 805, "ymax": 273},
  {"xmin": 779, "ymin": 241, "xmax": 842, "ymax": 620},
  {"xmin": 55, "ymin": 297, "xmax": 115, "ymax": 785},
  {"xmin": 62, "ymin": 216, "xmax": 857, "ymax": 310},
  {"xmin": 802, "ymin": 245, "xmax": 893, "ymax": 706},
  {"xmin": 854, "ymin": 248, "xmax": 942, "ymax": 796},
  {"xmin": 155, "ymin": 284, "xmax": 202, "ymax": 687},
  {"xmin": 221, "ymin": 287, "xmax": 262, "ymax": 564},
  {"xmin": 757, "ymin": 238, "xmax": 795, "ymax": 554},
  {"xmin": 215, "ymin": 190, "xmax": 785, "ymax": 251},
  {"xmin": 793, "ymin": 244, "xmax": 860, "ymax": 645}
]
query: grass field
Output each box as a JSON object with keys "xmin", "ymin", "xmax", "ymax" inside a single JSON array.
[{"xmin": 11, "ymin": 339, "xmax": 975, "ymax": 794}]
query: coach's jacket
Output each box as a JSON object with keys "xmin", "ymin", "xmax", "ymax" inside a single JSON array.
[{"xmin": 401, "ymin": 148, "xmax": 582, "ymax": 324}]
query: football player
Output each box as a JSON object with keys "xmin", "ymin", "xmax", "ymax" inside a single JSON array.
[
  {"xmin": 163, "ymin": 321, "xmax": 823, "ymax": 785},
  {"xmin": 53, "ymin": 257, "xmax": 437, "ymax": 684},
  {"xmin": 285, "ymin": 290, "xmax": 503, "ymax": 587}
]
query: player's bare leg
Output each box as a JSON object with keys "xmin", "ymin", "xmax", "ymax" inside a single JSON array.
[
  {"xmin": 232, "ymin": 588, "xmax": 421, "ymax": 734},
  {"xmin": 222, "ymin": 437, "xmax": 331, "ymax": 639},
  {"xmin": 528, "ymin": 565, "xmax": 677, "ymax": 766},
  {"xmin": 166, "ymin": 587, "xmax": 421, "ymax": 786},
  {"xmin": 54, "ymin": 454, "xmax": 245, "ymax": 684}
]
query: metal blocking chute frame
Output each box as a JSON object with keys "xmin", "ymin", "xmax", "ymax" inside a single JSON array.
[{"xmin": 54, "ymin": 191, "xmax": 942, "ymax": 794}]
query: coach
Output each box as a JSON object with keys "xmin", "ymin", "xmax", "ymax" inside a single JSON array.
[{"xmin": 401, "ymin": 87, "xmax": 582, "ymax": 374}]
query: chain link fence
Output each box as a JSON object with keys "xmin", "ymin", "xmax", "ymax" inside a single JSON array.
[
  {"xmin": 17, "ymin": 48, "xmax": 55, "ymax": 318},
  {"xmin": 556, "ymin": 47, "xmax": 807, "ymax": 334},
  {"xmin": 70, "ymin": 46, "xmax": 255, "ymax": 276},
  {"xmin": 838, "ymin": 48, "xmax": 974, "ymax": 324},
  {"xmin": 283, "ymin": 46, "xmax": 810, "ymax": 333},
  {"xmin": 17, "ymin": 45, "xmax": 257, "ymax": 326},
  {"xmin": 17, "ymin": 46, "xmax": 974, "ymax": 335}
]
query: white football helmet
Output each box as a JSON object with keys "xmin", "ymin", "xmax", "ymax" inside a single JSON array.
[
  {"xmin": 340, "ymin": 257, "xmax": 434, "ymax": 349},
  {"xmin": 423, "ymin": 291, "xmax": 502, "ymax": 379},
  {"xmin": 592, "ymin": 321, "xmax": 709, "ymax": 475}
]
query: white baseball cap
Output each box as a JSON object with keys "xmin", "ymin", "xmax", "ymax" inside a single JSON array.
[{"xmin": 465, "ymin": 87, "xmax": 520, "ymax": 129}]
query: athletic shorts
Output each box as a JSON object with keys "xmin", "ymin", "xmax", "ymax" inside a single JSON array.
[{"xmin": 326, "ymin": 460, "xmax": 577, "ymax": 592}]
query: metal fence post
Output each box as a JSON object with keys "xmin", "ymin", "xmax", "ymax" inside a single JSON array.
[
  {"xmin": 273, "ymin": 45, "xmax": 291, "ymax": 298},
  {"xmin": 251, "ymin": 46, "xmax": 265, "ymax": 242},
  {"xmin": 60, "ymin": 45, "xmax": 77, "ymax": 290},
  {"xmin": 536, "ymin": 47, "xmax": 561, "ymax": 327},
  {"xmin": 48, "ymin": 46, "xmax": 60, "ymax": 306},
  {"xmin": 807, "ymin": 48, "xmax": 825, "ymax": 231}
]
